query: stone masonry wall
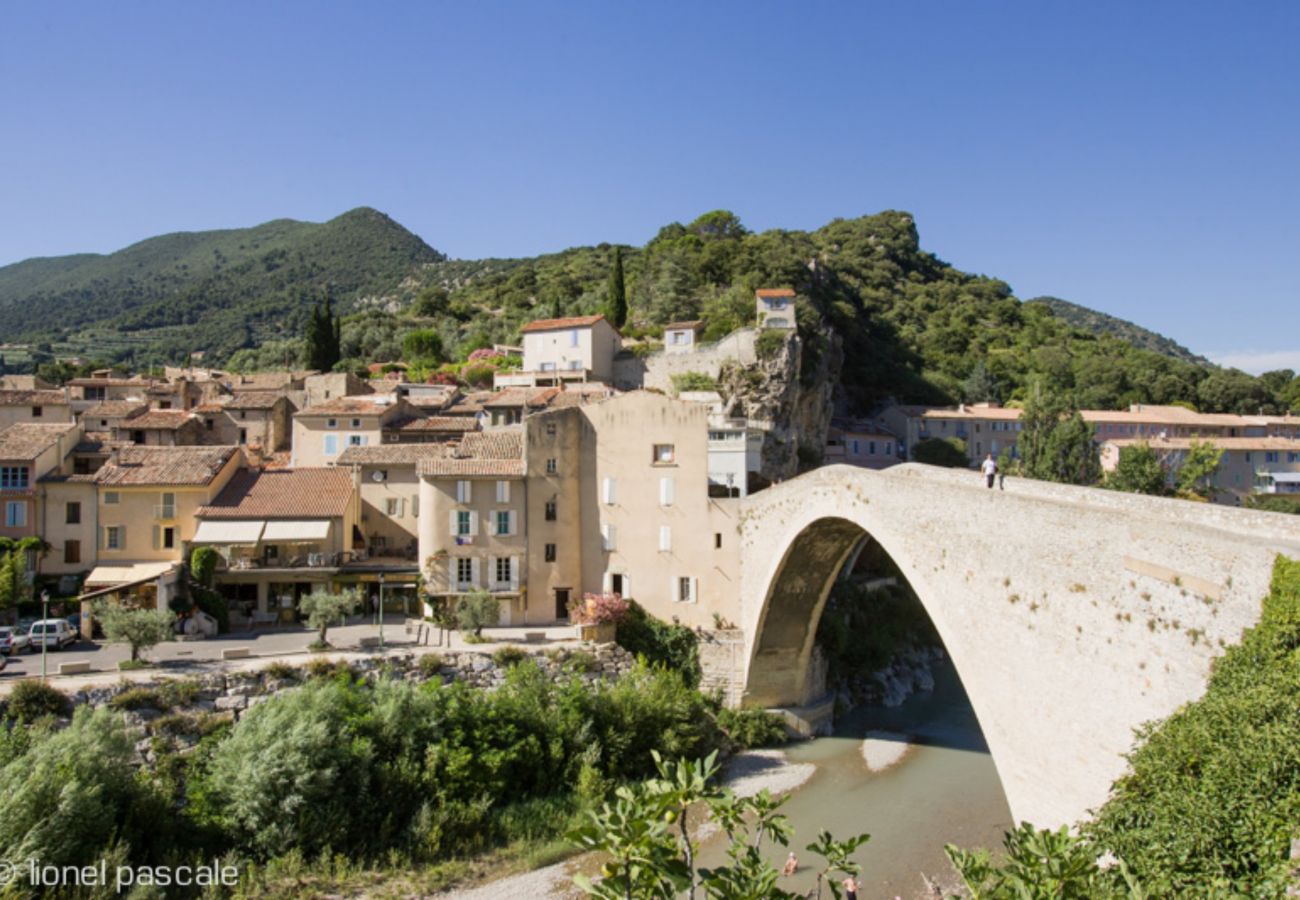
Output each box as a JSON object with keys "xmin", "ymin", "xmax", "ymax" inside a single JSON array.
[{"xmin": 612, "ymin": 329, "xmax": 757, "ymax": 391}]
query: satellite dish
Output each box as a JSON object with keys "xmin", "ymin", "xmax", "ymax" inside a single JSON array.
[{"xmin": 371, "ymin": 471, "xmax": 386, "ymax": 482}]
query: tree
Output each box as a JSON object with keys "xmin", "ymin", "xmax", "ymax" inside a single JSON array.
[
  {"xmin": 94, "ymin": 604, "xmax": 175, "ymax": 663},
  {"xmin": 962, "ymin": 362, "xmax": 1000, "ymax": 404},
  {"xmin": 913, "ymin": 437, "xmax": 970, "ymax": 468},
  {"xmin": 402, "ymin": 329, "xmax": 444, "ymax": 363},
  {"xmin": 454, "ymin": 588, "xmax": 500, "ymax": 636},
  {"xmin": 1174, "ymin": 440, "xmax": 1223, "ymax": 500},
  {"xmin": 946, "ymin": 822, "xmax": 1143, "ymax": 899},
  {"xmin": 297, "ymin": 587, "xmax": 361, "ymax": 648},
  {"xmin": 303, "ymin": 298, "xmax": 342, "ymax": 371},
  {"xmin": 190, "ymin": 546, "xmax": 220, "ymax": 587},
  {"xmin": 606, "ymin": 247, "xmax": 628, "ymax": 328},
  {"xmin": 1017, "ymin": 382, "xmax": 1101, "ymax": 485},
  {"xmin": 1105, "ymin": 442, "xmax": 1169, "ymax": 496}
]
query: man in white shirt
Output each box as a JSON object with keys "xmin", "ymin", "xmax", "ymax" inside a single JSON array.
[{"xmin": 981, "ymin": 453, "xmax": 998, "ymax": 489}]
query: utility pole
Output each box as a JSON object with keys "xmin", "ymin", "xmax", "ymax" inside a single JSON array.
[
  {"xmin": 39, "ymin": 591, "xmax": 49, "ymax": 682},
  {"xmin": 377, "ymin": 573, "xmax": 385, "ymax": 650}
]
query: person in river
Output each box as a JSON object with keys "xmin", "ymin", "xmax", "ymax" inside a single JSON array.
[
  {"xmin": 782, "ymin": 851, "xmax": 798, "ymax": 876},
  {"xmin": 842, "ymin": 875, "xmax": 860, "ymax": 900},
  {"xmin": 981, "ymin": 453, "xmax": 998, "ymax": 489}
]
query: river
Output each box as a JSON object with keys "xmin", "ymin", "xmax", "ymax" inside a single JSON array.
[{"xmin": 697, "ymin": 660, "xmax": 1013, "ymax": 898}]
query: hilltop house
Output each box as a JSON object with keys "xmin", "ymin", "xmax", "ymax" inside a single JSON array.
[{"xmin": 494, "ymin": 315, "xmax": 621, "ymax": 388}]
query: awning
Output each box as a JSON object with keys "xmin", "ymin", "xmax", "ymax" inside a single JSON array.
[
  {"xmin": 262, "ymin": 520, "xmax": 331, "ymax": 542},
  {"xmin": 84, "ymin": 561, "xmax": 176, "ymax": 588},
  {"xmin": 193, "ymin": 520, "xmax": 266, "ymax": 544},
  {"xmin": 1269, "ymin": 473, "xmax": 1300, "ymax": 483}
]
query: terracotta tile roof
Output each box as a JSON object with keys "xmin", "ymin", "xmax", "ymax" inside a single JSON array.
[
  {"xmin": 1103, "ymin": 436, "xmax": 1300, "ymax": 451},
  {"xmin": 94, "ymin": 446, "xmax": 238, "ymax": 486},
  {"xmin": 73, "ymin": 431, "xmax": 130, "ymax": 454},
  {"xmin": 0, "ymin": 423, "xmax": 79, "ymax": 460},
  {"xmin": 0, "ymin": 389, "xmax": 69, "ymax": 407},
  {"xmin": 663, "ymin": 320, "xmax": 704, "ymax": 330},
  {"xmin": 224, "ymin": 372, "xmax": 305, "ymax": 391},
  {"xmin": 297, "ymin": 394, "xmax": 402, "ymax": 416},
  {"xmin": 197, "ymin": 467, "xmax": 354, "ymax": 518},
  {"xmin": 484, "ymin": 387, "xmax": 560, "ymax": 408},
  {"xmin": 417, "ymin": 429, "xmax": 524, "ymax": 477},
  {"xmin": 80, "ymin": 401, "xmax": 149, "ymax": 419},
  {"xmin": 224, "ymin": 392, "xmax": 286, "ymax": 411},
  {"xmin": 119, "ymin": 410, "xmax": 196, "ymax": 430},
  {"xmin": 755, "ymin": 288, "xmax": 796, "ymax": 298},
  {"xmin": 390, "ymin": 416, "xmax": 479, "ymax": 433},
  {"xmin": 337, "ymin": 444, "xmax": 451, "ymax": 465},
  {"xmin": 67, "ymin": 377, "xmax": 154, "ymax": 388},
  {"xmin": 519, "ymin": 314, "xmax": 609, "ymax": 333}
]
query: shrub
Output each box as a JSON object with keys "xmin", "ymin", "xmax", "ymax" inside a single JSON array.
[
  {"xmin": 95, "ymin": 603, "xmax": 176, "ymax": 662},
  {"xmin": 569, "ymin": 592, "xmax": 630, "ymax": 626},
  {"xmin": 564, "ymin": 650, "xmax": 598, "ymax": 674},
  {"xmin": 754, "ymin": 329, "xmax": 787, "ymax": 360},
  {"xmin": 492, "ymin": 646, "xmax": 529, "ymax": 668},
  {"xmin": 913, "ymin": 437, "xmax": 970, "ymax": 468},
  {"xmin": 192, "ymin": 586, "xmax": 229, "ymax": 634},
  {"xmin": 304, "ymin": 657, "xmax": 352, "ymax": 681},
  {"xmin": 417, "ymin": 653, "xmax": 444, "ymax": 676},
  {"xmin": 156, "ymin": 679, "xmax": 201, "ymax": 708},
  {"xmin": 109, "ymin": 687, "xmax": 163, "ymax": 711},
  {"xmin": 615, "ymin": 600, "xmax": 700, "ymax": 687},
  {"xmin": 455, "ymin": 589, "xmax": 500, "ymax": 636},
  {"xmin": 670, "ymin": 371, "xmax": 718, "ymax": 393},
  {"xmin": 261, "ymin": 661, "xmax": 297, "ymax": 681},
  {"xmin": 716, "ymin": 707, "xmax": 788, "ymax": 749},
  {"xmin": 5, "ymin": 679, "xmax": 71, "ymax": 721},
  {"xmin": 189, "ymin": 546, "xmax": 220, "ymax": 587}
]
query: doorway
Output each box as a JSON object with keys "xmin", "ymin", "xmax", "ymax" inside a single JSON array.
[
  {"xmin": 554, "ymin": 588, "xmax": 571, "ymax": 621},
  {"xmin": 610, "ymin": 573, "xmax": 625, "ymax": 595}
]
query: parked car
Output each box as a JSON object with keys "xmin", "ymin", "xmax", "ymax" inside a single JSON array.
[
  {"xmin": 28, "ymin": 619, "xmax": 77, "ymax": 650},
  {"xmin": 0, "ymin": 627, "xmax": 32, "ymax": 655}
]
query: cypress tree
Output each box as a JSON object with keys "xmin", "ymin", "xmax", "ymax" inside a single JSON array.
[{"xmin": 606, "ymin": 247, "xmax": 627, "ymax": 328}]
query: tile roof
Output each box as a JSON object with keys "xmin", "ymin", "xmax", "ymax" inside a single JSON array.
[
  {"xmin": 417, "ymin": 429, "xmax": 524, "ymax": 477},
  {"xmin": 519, "ymin": 314, "xmax": 609, "ymax": 333},
  {"xmin": 390, "ymin": 416, "xmax": 479, "ymax": 433},
  {"xmin": 484, "ymin": 387, "xmax": 561, "ymax": 408},
  {"xmin": 755, "ymin": 288, "xmax": 796, "ymax": 297},
  {"xmin": 0, "ymin": 423, "xmax": 79, "ymax": 460},
  {"xmin": 197, "ymin": 467, "xmax": 354, "ymax": 518},
  {"xmin": 297, "ymin": 394, "xmax": 402, "ymax": 416},
  {"xmin": 119, "ymin": 410, "xmax": 196, "ymax": 430},
  {"xmin": 224, "ymin": 372, "xmax": 306, "ymax": 391},
  {"xmin": 1103, "ymin": 436, "xmax": 1300, "ymax": 451},
  {"xmin": 337, "ymin": 444, "xmax": 451, "ymax": 465},
  {"xmin": 81, "ymin": 401, "xmax": 149, "ymax": 419},
  {"xmin": 0, "ymin": 389, "xmax": 69, "ymax": 407},
  {"xmin": 224, "ymin": 392, "xmax": 286, "ymax": 411},
  {"xmin": 94, "ymin": 446, "xmax": 239, "ymax": 486},
  {"xmin": 663, "ymin": 320, "xmax": 704, "ymax": 330},
  {"xmin": 67, "ymin": 377, "xmax": 153, "ymax": 388}
]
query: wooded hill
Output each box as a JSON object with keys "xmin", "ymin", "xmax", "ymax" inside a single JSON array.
[{"xmin": 5, "ymin": 207, "xmax": 1296, "ymax": 414}]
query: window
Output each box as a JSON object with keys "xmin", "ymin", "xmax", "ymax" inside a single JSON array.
[
  {"xmin": 495, "ymin": 557, "xmax": 512, "ymax": 584},
  {"xmin": 546, "ymin": 422, "xmax": 557, "ymax": 437},
  {"xmin": 64, "ymin": 539, "xmax": 80, "ymax": 564},
  {"xmin": 104, "ymin": 491, "xmax": 120, "ymax": 505},
  {"xmin": 653, "ymin": 444, "xmax": 675, "ymax": 464},
  {"xmin": 131, "ymin": 430, "xmax": 145, "ymax": 444},
  {"xmin": 544, "ymin": 500, "xmax": 557, "ymax": 521},
  {"xmin": 239, "ymin": 429, "xmax": 247, "ymax": 443},
  {"xmin": 659, "ymin": 525, "xmax": 672, "ymax": 552},
  {"xmin": 205, "ymin": 418, "xmax": 215, "ymax": 431},
  {"xmin": 0, "ymin": 467, "xmax": 28, "ymax": 490},
  {"xmin": 106, "ymin": 526, "xmax": 123, "ymax": 550},
  {"xmin": 601, "ymin": 523, "xmax": 616, "ymax": 551},
  {"xmin": 66, "ymin": 502, "xmax": 81, "ymax": 524},
  {"xmin": 1266, "ymin": 452, "xmax": 1280, "ymax": 463},
  {"xmin": 4, "ymin": 502, "xmax": 25, "ymax": 528},
  {"xmin": 602, "ymin": 477, "xmax": 616, "ymax": 505},
  {"xmin": 456, "ymin": 557, "xmax": 473, "ymax": 586},
  {"xmin": 568, "ymin": 359, "xmax": 582, "ymax": 371},
  {"xmin": 714, "ymin": 533, "xmax": 722, "ymax": 549},
  {"xmin": 163, "ymin": 527, "xmax": 175, "ymax": 550},
  {"xmin": 868, "ymin": 441, "xmax": 877, "ymax": 455},
  {"xmin": 546, "ymin": 457, "xmax": 557, "ymax": 475},
  {"xmin": 456, "ymin": 510, "xmax": 471, "ymax": 536},
  {"xmin": 351, "ymin": 418, "xmax": 362, "ymax": 428},
  {"xmin": 544, "ymin": 543, "xmax": 557, "ymax": 562},
  {"xmin": 386, "ymin": 498, "xmax": 403, "ymax": 517},
  {"xmin": 323, "ymin": 434, "xmax": 339, "ymax": 456},
  {"xmin": 159, "ymin": 492, "xmax": 175, "ymax": 518},
  {"xmin": 659, "ymin": 476, "xmax": 674, "ymax": 506},
  {"xmin": 849, "ymin": 440, "xmax": 860, "ymax": 455},
  {"xmin": 456, "ymin": 480, "xmax": 472, "ymax": 503},
  {"xmin": 569, "ymin": 329, "xmax": 579, "ymax": 347},
  {"xmin": 31, "ymin": 406, "xmax": 42, "ymax": 418},
  {"xmin": 495, "ymin": 510, "xmax": 512, "ymax": 535},
  {"xmin": 495, "ymin": 481, "xmax": 511, "ymax": 503},
  {"xmin": 677, "ymin": 577, "xmax": 694, "ymax": 603},
  {"xmin": 348, "ymin": 434, "xmax": 367, "ymax": 447},
  {"xmin": 327, "ymin": 418, "xmax": 338, "ymax": 429}
]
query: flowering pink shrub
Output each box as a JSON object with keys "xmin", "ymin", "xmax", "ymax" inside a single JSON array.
[
  {"xmin": 426, "ymin": 371, "xmax": 458, "ymax": 385},
  {"xmin": 459, "ymin": 361, "xmax": 498, "ymax": 387},
  {"xmin": 569, "ymin": 592, "xmax": 629, "ymax": 625},
  {"xmin": 467, "ymin": 348, "xmax": 503, "ymax": 362}
]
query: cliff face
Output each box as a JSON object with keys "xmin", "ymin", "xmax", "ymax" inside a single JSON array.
[{"xmin": 717, "ymin": 327, "xmax": 842, "ymax": 483}]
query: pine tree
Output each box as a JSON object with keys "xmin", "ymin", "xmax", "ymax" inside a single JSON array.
[
  {"xmin": 606, "ymin": 247, "xmax": 627, "ymax": 328},
  {"xmin": 1018, "ymin": 380, "xmax": 1101, "ymax": 485}
]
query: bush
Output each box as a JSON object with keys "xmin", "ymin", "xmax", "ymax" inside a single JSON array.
[
  {"xmin": 615, "ymin": 600, "xmax": 700, "ymax": 687},
  {"xmin": 492, "ymin": 646, "xmax": 528, "ymax": 668},
  {"xmin": 670, "ymin": 371, "xmax": 718, "ymax": 393},
  {"xmin": 190, "ymin": 546, "xmax": 220, "ymax": 587},
  {"xmin": 455, "ymin": 589, "xmax": 500, "ymax": 636},
  {"xmin": 109, "ymin": 687, "xmax": 163, "ymax": 711},
  {"xmin": 569, "ymin": 592, "xmax": 629, "ymax": 626},
  {"xmin": 716, "ymin": 707, "xmax": 788, "ymax": 749},
  {"xmin": 564, "ymin": 650, "xmax": 597, "ymax": 674},
  {"xmin": 754, "ymin": 329, "xmax": 787, "ymax": 360},
  {"xmin": 261, "ymin": 661, "xmax": 298, "ymax": 681},
  {"xmin": 5, "ymin": 680, "xmax": 71, "ymax": 721},
  {"xmin": 417, "ymin": 653, "xmax": 444, "ymax": 676},
  {"xmin": 304, "ymin": 657, "xmax": 353, "ymax": 681},
  {"xmin": 192, "ymin": 586, "xmax": 229, "ymax": 634},
  {"xmin": 912, "ymin": 437, "xmax": 970, "ymax": 468}
]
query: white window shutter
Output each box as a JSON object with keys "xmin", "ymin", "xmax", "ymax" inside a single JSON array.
[
  {"xmin": 411, "ymin": 495, "xmax": 419, "ymax": 517},
  {"xmin": 508, "ymin": 510, "xmax": 517, "ymax": 536},
  {"xmin": 622, "ymin": 574, "xmax": 630, "ymax": 599},
  {"xmin": 602, "ymin": 477, "xmax": 615, "ymax": 505},
  {"xmin": 119, "ymin": 526, "xmax": 126, "ymax": 550},
  {"xmin": 151, "ymin": 525, "xmax": 160, "ymax": 550},
  {"xmin": 602, "ymin": 523, "xmax": 615, "ymax": 551},
  {"xmin": 470, "ymin": 511, "xmax": 480, "ymax": 534},
  {"xmin": 509, "ymin": 556, "xmax": 519, "ymax": 591},
  {"xmin": 448, "ymin": 510, "xmax": 458, "ymax": 536},
  {"xmin": 497, "ymin": 481, "xmax": 510, "ymax": 503},
  {"xmin": 691, "ymin": 577, "xmax": 699, "ymax": 603},
  {"xmin": 603, "ymin": 571, "xmax": 613, "ymax": 593},
  {"xmin": 470, "ymin": 557, "xmax": 480, "ymax": 587},
  {"xmin": 659, "ymin": 525, "xmax": 672, "ymax": 552},
  {"xmin": 660, "ymin": 476, "xmax": 675, "ymax": 507},
  {"xmin": 398, "ymin": 498, "xmax": 406, "ymax": 518},
  {"xmin": 671, "ymin": 576, "xmax": 679, "ymax": 602}
]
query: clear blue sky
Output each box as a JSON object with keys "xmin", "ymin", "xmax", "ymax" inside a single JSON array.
[{"xmin": 2, "ymin": 2, "xmax": 1297, "ymax": 370}]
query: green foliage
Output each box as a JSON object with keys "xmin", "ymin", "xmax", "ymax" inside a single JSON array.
[
  {"xmin": 755, "ymin": 329, "xmax": 787, "ymax": 361},
  {"xmin": 1174, "ymin": 439, "xmax": 1223, "ymax": 500},
  {"xmin": 1017, "ymin": 381, "xmax": 1102, "ymax": 485},
  {"xmin": 191, "ymin": 585, "xmax": 230, "ymax": 634},
  {"xmin": 402, "ymin": 328, "xmax": 444, "ymax": 363},
  {"xmin": 304, "ymin": 298, "xmax": 342, "ymax": 371},
  {"xmin": 605, "ymin": 246, "xmax": 628, "ymax": 328},
  {"xmin": 946, "ymin": 822, "xmax": 1141, "ymax": 899},
  {"xmin": 913, "ymin": 436, "xmax": 970, "ymax": 468},
  {"xmin": 1027, "ymin": 296, "xmax": 1205, "ymax": 364},
  {"xmin": 297, "ymin": 587, "xmax": 361, "ymax": 646},
  {"xmin": 4, "ymin": 679, "xmax": 71, "ymax": 721},
  {"xmin": 1084, "ymin": 555, "xmax": 1300, "ymax": 895},
  {"xmin": 492, "ymin": 645, "xmax": 529, "ymax": 668},
  {"xmin": 455, "ymin": 588, "xmax": 500, "ymax": 636},
  {"xmin": 1245, "ymin": 494, "xmax": 1300, "ymax": 515},
  {"xmin": 615, "ymin": 599, "xmax": 701, "ymax": 687},
  {"xmin": 95, "ymin": 603, "xmax": 175, "ymax": 662},
  {"xmin": 962, "ymin": 361, "xmax": 1001, "ymax": 404},
  {"xmin": 715, "ymin": 708, "xmax": 788, "ymax": 749},
  {"xmin": 189, "ymin": 545, "xmax": 220, "ymax": 587},
  {"xmin": 670, "ymin": 371, "xmax": 719, "ymax": 393},
  {"xmin": 1104, "ymin": 442, "xmax": 1169, "ymax": 496},
  {"xmin": 417, "ymin": 653, "xmax": 445, "ymax": 676},
  {"xmin": 816, "ymin": 579, "xmax": 939, "ymax": 685},
  {"xmin": 0, "ymin": 538, "xmax": 36, "ymax": 611}
]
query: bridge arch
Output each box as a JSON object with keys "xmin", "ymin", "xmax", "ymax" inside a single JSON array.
[{"xmin": 737, "ymin": 464, "xmax": 1300, "ymax": 827}]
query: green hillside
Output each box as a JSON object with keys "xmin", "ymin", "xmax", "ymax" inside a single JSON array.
[
  {"xmin": 0, "ymin": 208, "xmax": 443, "ymax": 361},
  {"xmin": 1025, "ymin": 295, "xmax": 1207, "ymax": 364}
]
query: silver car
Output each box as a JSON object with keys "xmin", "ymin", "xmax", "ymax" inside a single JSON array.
[{"xmin": 0, "ymin": 626, "xmax": 31, "ymax": 656}]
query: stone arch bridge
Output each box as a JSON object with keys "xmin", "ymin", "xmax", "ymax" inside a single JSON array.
[{"xmin": 732, "ymin": 464, "xmax": 1300, "ymax": 829}]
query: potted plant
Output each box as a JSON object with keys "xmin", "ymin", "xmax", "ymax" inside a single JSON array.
[{"xmin": 569, "ymin": 592, "xmax": 628, "ymax": 643}]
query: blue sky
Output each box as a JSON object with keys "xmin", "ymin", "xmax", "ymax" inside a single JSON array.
[{"xmin": 2, "ymin": 2, "xmax": 1297, "ymax": 370}]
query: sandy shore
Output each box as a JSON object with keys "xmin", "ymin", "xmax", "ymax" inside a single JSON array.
[
  {"xmin": 861, "ymin": 730, "xmax": 913, "ymax": 771},
  {"xmin": 435, "ymin": 747, "xmax": 818, "ymax": 899}
]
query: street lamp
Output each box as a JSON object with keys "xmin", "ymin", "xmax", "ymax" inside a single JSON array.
[
  {"xmin": 377, "ymin": 573, "xmax": 385, "ymax": 650},
  {"xmin": 39, "ymin": 591, "xmax": 50, "ymax": 682}
]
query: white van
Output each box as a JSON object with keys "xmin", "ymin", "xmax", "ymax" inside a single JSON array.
[{"xmin": 28, "ymin": 619, "xmax": 77, "ymax": 650}]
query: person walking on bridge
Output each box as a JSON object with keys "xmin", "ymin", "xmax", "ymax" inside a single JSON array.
[{"xmin": 981, "ymin": 453, "xmax": 998, "ymax": 489}]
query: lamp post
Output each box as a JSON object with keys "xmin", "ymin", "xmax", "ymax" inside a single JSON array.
[
  {"xmin": 377, "ymin": 572, "xmax": 385, "ymax": 650},
  {"xmin": 39, "ymin": 591, "xmax": 50, "ymax": 682}
]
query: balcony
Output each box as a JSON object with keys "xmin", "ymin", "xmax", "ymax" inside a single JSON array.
[
  {"xmin": 154, "ymin": 504, "xmax": 176, "ymax": 520},
  {"xmin": 218, "ymin": 550, "xmax": 352, "ymax": 571}
]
